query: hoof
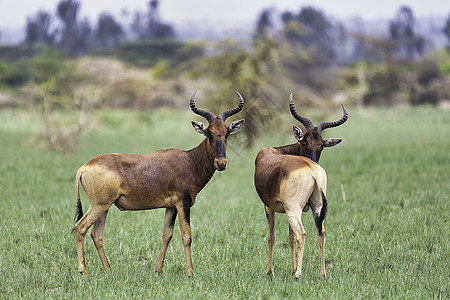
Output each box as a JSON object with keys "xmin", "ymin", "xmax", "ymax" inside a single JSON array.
[{"xmin": 79, "ymin": 270, "xmax": 88, "ymax": 277}]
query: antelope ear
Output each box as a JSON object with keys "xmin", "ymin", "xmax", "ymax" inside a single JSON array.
[
  {"xmin": 293, "ymin": 125, "xmax": 303, "ymax": 141},
  {"xmin": 228, "ymin": 119, "xmax": 245, "ymax": 135},
  {"xmin": 191, "ymin": 121, "xmax": 207, "ymax": 135},
  {"xmin": 324, "ymin": 138, "xmax": 342, "ymax": 148}
]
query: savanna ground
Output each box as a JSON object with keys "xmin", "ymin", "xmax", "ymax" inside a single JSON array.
[{"xmin": 0, "ymin": 106, "xmax": 448, "ymax": 299}]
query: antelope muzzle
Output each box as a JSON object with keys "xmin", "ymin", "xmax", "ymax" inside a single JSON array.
[{"xmin": 214, "ymin": 157, "xmax": 227, "ymax": 171}]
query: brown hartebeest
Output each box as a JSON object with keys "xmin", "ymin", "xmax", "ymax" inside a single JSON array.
[
  {"xmin": 72, "ymin": 92, "xmax": 245, "ymax": 276},
  {"xmin": 254, "ymin": 94, "xmax": 348, "ymax": 279}
]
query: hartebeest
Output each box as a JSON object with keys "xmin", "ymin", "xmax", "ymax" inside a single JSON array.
[
  {"xmin": 72, "ymin": 92, "xmax": 245, "ymax": 276},
  {"xmin": 254, "ymin": 94, "xmax": 348, "ymax": 279}
]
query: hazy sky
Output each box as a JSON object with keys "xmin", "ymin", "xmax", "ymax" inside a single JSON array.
[
  {"xmin": 0, "ymin": 0, "xmax": 449, "ymax": 39},
  {"xmin": 1, "ymin": 0, "xmax": 449, "ymax": 26}
]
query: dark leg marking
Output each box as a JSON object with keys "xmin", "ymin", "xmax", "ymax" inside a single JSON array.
[
  {"xmin": 169, "ymin": 209, "xmax": 178, "ymax": 227},
  {"xmin": 182, "ymin": 189, "xmax": 192, "ymax": 224}
]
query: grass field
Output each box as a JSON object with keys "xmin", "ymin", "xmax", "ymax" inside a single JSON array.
[{"xmin": 0, "ymin": 106, "xmax": 448, "ymax": 299}]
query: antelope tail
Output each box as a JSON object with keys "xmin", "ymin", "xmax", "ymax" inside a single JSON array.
[
  {"xmin": 312, "ymin": 173, "xmax": 327, "ymax": 236},
  {"xmin": 316, "ymin": 192, "xmax": 327, "ymax": 236},
  {"xmin": 71, "ymin": 169, "xmax": 84, "ymax": 233}
]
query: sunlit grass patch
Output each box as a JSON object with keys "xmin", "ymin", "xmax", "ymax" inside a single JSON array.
[{"xmin": 0, "ymin": 107, "xmax": 448, "ymax": 298}]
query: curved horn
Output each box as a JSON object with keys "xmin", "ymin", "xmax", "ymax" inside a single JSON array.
[
  {"xmin": 190, "ymin": 92, "xmax": 216, "ymax": 124},
  {"xmin": 317, "ymin": 104, "xmax": 349, "ymax": 132},
  {"xmin": 289, "ymin": 93, "xmax": 314, "ymax": 131},
  {"xmin": 218, "ymin": 91, "xmax": 245, "ymax": 121}
]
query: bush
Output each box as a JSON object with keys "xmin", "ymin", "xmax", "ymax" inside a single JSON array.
[
  {"xmin": 417, "ymin": 60, "xmax": 441, "ymax": 85},
  {"xmin": 28, "ymin": 51, "xmax": 63, "ymax": 83},
  {"xmin": 114, "ymin": 40, "xmax": 204, "ymax": 69},
  {"xmin": 363, "ymin": 68, "xmax": 400, "ymax": 106},
  {"xmin": 412, "ymin": 90, "xmax": 439, "ymax": 105},
  {"xmin": 0, "ymin": 50, "xmax": 65, "ymax": 87},
  {"xmin": 408, "ymin": 60, "xmax": 444, "ymax": 106},
  {"xmin": 0, "ymin": 61, "xmax": 33, "ymax": 86}
]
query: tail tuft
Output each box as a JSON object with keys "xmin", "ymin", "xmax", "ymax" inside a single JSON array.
[
  {"xmin": 74, "ymin": 200, "xmax": 83, "ymax": 222},
  {"xmin": 315, "ymin": 192, "xmax": 327, "ymax": 236},
  {"xmin": 71, "ymin": 169, "xmax": 84, "ymax": 234}
]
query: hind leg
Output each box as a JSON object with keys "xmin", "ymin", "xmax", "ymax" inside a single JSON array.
[
  {"xmin": 74, "ymin": 205, "xmax": 110, "ymax": 275},
  {"xmin": 288, "ymin": 225, "xmax": 296, "ymax": 274},
  {"xmin": 317, "ymin": 223, "xmax": 326, "ymax": 278},
  {"xmin": 91, "ymin": 209, "xmax": 111, "ymax": 271},
  {"xmin": 286, "ymin": 213, "xmax": 306, "ymax": 279},
  {"xmin": 155, "ymin": 207, "xmax": 177, "ymax": 273},
  {"xmin": 310, "ymin": 189, "xmax": 327, "ymax": 278},
  {"xmin": 265, "ymin": 206, "xmax": 275, "ymax": 275},
  {"xmin": 312, "ymin": 209, "xmax": 326, "ymax": 278}
]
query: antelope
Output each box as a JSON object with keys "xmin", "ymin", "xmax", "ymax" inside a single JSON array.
[
  {"xmin": 254, "ymin": 94, "xmax": 348, "ymax": 279},
  {"xmin": 72, "ymin": 92, "xmax": 245, "ymax": 276}
]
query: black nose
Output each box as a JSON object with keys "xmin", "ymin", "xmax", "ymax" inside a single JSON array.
[
  {"xmin": 214, "ymin": 158, "xmax": 228, "ymax": 171},
  {"xmin": 216, "ymin": 162, "xmax": 227, "ymax": 171}
]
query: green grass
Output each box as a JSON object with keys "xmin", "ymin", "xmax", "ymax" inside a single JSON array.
[{"xmin": 0, "ymin": 106, "xmax": 448, "ymax": 299}]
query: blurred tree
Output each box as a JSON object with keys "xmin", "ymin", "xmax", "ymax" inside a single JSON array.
[
  {"xmin": 443, "ymin": 13, "xmax": 450, "ymax": 51},
  {"xmin": 56, "ymin": 0, "xmax": 92, "ymax": 56},
  {"xmin": 280, "ymin": 11, "xmax": 302, "ymax": 45},
  {"xmin": 277, "ymin": 6, "xmax": 341, "ymax": 71},
  {"xmin": 130, "ymin": 0, "xmax": 174, "ymax": 41},
  {"xmin": 281, "ymin": 11, "xmax": 295, "ymax": 25},
  {"xmin": 351, "ymin": 33, "xmax": 383, "ymax": 63},
  {"xmin": 24, "ymin": 10, "xmax": 55, "ymax": 46},
  {"xmin": 57, "ymin": 0, "xmax": 80, "ymax": 54},
  {"xmin": 346, "ymin": 34, "xmax": 399, "ymax": 106},
  {"xmin": 296, "ymin": 6, "xmax": 337, "ymax": 66},
  {"xmin": 147, "ymin": 0, "xmax": 174, "ymax": 39},
  {"xmin": 77, "ymin": 18, "xmax": 92, "ymax": 53},
  {"xmin": 196, "ymin": 36, "xmax": 279, "ymax": 148},
  {"xmin": 351, "ymin": 32, "xmax": 391, "ymax": 63},
  {"xmin": 389, "ymin": 6, "xmax": 425, "ymax": 60},
  {"xmin": 130, "ymin": 11, "xmax": 145, "ymax": 40},
  {"xmin": 348, "ymin": 18, "xmax": 368, "ymax": 62},
  {"xmin": 274, "ymin": 6, "xmax": 341, "ymax": 91},
  {"xmin": 254, "ymin": 8, "xmax": 274, "ymax": 40},
  {"xmin": 94, "ymin": 13, "xmax": 124, "ymax": 49}
]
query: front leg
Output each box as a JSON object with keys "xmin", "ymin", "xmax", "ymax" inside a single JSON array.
[
  {"xmin": 176, "ymin": 190, "xmax": 194, "ymax": 276},
  {"xmin": 155, "ymin": 207, "xmax": 177, "ymax": 274}
]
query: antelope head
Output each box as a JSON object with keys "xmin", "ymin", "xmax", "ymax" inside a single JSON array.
[
  {"xmin": 289, "ymin": 93, "xmax": 348, "ymax": 163},
  {"xmin": 190, "ymin": 91, "xmax": 245, "ymax": 171}
]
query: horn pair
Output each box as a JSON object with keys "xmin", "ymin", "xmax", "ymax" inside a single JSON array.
[
  {"xmin": 289, "ymin": 93, "xmax": 348, "ymax": 132},
  {"xmin": 190, "ymin": 91, "xmax": 244, "ymax": 124}
]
